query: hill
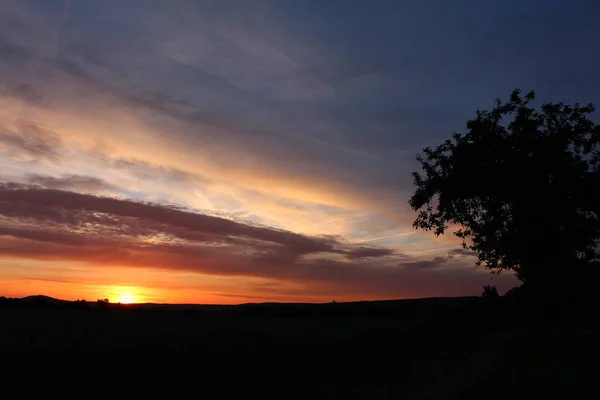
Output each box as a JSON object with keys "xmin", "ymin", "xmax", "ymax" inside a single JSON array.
[{"xmin": 20, "ymin": 295, "xmax": 69, "ymax": 305}]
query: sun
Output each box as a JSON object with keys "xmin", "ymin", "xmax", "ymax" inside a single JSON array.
[
  {"xmin": 105, "ymin": 286, "xmax": 146, "ymax": 304},
  {"xmin": 114, "ymin": 291, "xmax": 137, "ymax": 304}
]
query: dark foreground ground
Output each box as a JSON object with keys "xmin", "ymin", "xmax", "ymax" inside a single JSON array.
[{"xmin": 1, "ymin": 295, "xmax": 598, "ymax": 398}]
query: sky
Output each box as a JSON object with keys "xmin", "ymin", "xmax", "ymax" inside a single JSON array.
[{"xmin": 1, "ymin": 0, "xmax": 599, "ymax": 304}]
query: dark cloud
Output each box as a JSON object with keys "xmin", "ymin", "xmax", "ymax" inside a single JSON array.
[
  {"xmin": 0, "ymin": 183, "xmax": 515, "ymax": 297},
  {"xmin": 346, "ymin": 246, "xmax": 395, "ymax": 260},
  {"xmin": 0, "ymin": 183, "xmax": 381, "ymax": 262},
  {"xmin": 25, "ymin": 174, "xmax": 117, "ymax": 193},
  {"xmin": 0, "ymin": 122, "xmax": 62, "ymax": 163},
  {"xmin": 400, "ymin": 256, "xmax": 449, "ymax": 271}
]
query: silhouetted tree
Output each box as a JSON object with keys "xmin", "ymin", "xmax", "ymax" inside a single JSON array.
[
  {"xmin": 97, "ymin": 298, "xmax": 110, "ymax": 308},
  {"xmin": 481, "ymin": 285, "xmax": 499, "ymax": 298},
  {"xmin": 409, "ymin": 89, "xmax": 600, "ymax": 295}
]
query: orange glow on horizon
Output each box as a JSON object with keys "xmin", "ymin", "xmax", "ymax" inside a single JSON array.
[
  {"xmin": 113, "ymin": 291, "xmax": 137, "ymax": 304},
  {"xmin": 106, "ymin": 286, "xmax": 150, "ymax": 304}
]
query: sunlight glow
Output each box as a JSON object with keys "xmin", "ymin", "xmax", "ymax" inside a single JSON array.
[
  {"xmin": 115, "ymin": 292, "xmax": 136, "ymax": 304},
  {"xmin": 109, "ymin": 287, "xmax": 144, "ymax": 304}
]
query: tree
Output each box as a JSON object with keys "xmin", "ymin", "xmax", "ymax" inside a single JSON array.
[
  {"xmin": 481, "ymin": 285, "xmax": 499, "ymax": 298},
  {"xmin": 409, "ymin": 89, "xmax": 600, "ymax": 293},
  {"xmin": 97, "ymin": 298, "xmax": 110, "ymax": 308}
]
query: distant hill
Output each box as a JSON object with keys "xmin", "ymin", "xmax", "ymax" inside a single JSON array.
[
  {"xmin": 21, "ymin": 294, "xmax": 69, "ymax": 303},
  {"xmin": 20, "ymin": 295, "xmax": 68, "ymax": 305}
]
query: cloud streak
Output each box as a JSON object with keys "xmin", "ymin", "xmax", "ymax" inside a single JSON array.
[
  {"xmin": 25, "ymin": 174, "xmax": 118, "ymax": 193},
  {"xmin": 0, "ymin": 183, "xmax": 514, "ymax": 297}
]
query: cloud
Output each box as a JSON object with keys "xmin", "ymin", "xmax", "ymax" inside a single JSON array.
[
  {"xmin": 3, "ymin": 83, "xmax": 45, "ymax": 105},
  {"xmin": 400, "ymin": 256, "xmax": 449, "ymax": 271},
  {"xmin": 0, "ymin": 122, "xmax": 62, "ymax": 163},
  {"xmin": 1, "ymin": 1, "xmax": 582, "ymax": 299},
  {"xmin": 346, "ymin": 246, "xmax": 396, "ymax": 260},
  {"xmin": 25, "ymin": 174, "xmax": 118, "ymax": 193},
  {"xmin": 110, "ymin": 158, "xmax": 207, "ymax": 185},
  {"xmin": 0, "ymin": 0, "xmax": 423, "ymax": 213},
  {"xmin": 0, "ymin": 183, "xmax": 387, "ymax": 264},
  {"xmin": 447, "ymin": 248, "xmax": 477, "ymax": 257},
  {"xmin": 0, "ymin": 183, "xmax": 516, "ymax": 297},
  {"xmin": 0, "ymin": 34, "xmax": 31, "ymax": 66}
]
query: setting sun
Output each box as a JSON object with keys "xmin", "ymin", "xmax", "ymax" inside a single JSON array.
[
  {"xmin": 115, "ymin": 292, "xmax": 136, "ymax": 304},
  {"xmin": 109, "ymin": 287, "xmax": 144, "ymax": 304}
]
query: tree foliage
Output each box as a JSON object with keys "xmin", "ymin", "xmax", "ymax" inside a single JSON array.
[{"xmin": 409, "ymin": 89, "xmax": 600, "ymax": 288}]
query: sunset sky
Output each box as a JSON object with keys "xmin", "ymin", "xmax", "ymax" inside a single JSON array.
[{"xmin": 1, "ymin": 0, "xmax": 599, "ymax": 304}]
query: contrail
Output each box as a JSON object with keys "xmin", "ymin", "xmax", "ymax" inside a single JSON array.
[
  {"xmin": 350, "ymin": 231, "xmax": 415, "ymax": 244},
  {"xmin": 403, "ymin": 246, "xmax": 457, "ymax": 256}
]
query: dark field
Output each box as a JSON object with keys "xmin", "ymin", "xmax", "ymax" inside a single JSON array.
[{"xmin": 1, "ymin": 296, "xmax": 598, "ymax": 398}]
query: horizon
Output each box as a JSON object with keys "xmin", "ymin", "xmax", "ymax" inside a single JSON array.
[
  {"xmin": 1, "ymin": 1, "xmax": 599, "ymax": 303},
  {"xmin": 2, "ymin": 293, "xmax": 476, "ymax": 306}
]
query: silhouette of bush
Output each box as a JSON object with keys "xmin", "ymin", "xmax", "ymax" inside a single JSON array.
[
  {"xmin": 481, "ymin": 285, "xmax": 499, "ymax": 298},
  {"xmin": 97, "ymin": 298, "xmax": 110, "ymax": 309}
]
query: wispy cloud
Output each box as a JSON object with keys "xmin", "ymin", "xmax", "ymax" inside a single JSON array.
[
  {"xmin": 25, "ymin": 174, "xmax": 118, "ymax": 193},
  {"xmin": 0, "ymin": 122, "xmax": 62, "ymax": 163}
]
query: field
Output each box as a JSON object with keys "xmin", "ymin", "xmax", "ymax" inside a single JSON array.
[{"xmin": 1, "ymin": 296, "xmax": 598, "ymax": 398}]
